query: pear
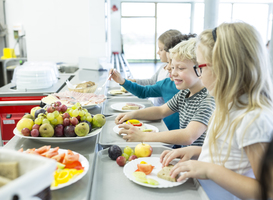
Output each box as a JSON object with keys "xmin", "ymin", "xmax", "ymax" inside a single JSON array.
[
  {"xmin": 39, "ymin": 124, "xmax": 54, "ymax": 137},
  {"xmin": 75, "ymin": 122, "xmax": 90, "ymax": 137},
  {"xmin": 92, "ymin": 114, "xmax": 106, "ymax": 128},
  {"xmin": 22, "ymin": 114, "xmax": 34, "ymax": 121}
]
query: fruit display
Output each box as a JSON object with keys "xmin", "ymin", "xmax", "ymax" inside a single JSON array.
[
  {"xmin": 15, "ymin": 101, "xmax": 106, "ymax": 138},
  {"xmin": 18, "ymin": 146, "xmax": 85, "ymax": 188},
  {"xmin": 108, "ymin": 144, "xmax": 152, "ymax": 167}
]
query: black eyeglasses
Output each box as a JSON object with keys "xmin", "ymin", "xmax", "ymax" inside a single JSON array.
[{"xmin": 193, "ymin": 64, "xmax": 207, "ymax": 77}]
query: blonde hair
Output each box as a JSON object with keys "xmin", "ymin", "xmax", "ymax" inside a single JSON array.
[
  {"xmin": 197, "ymin": 22, "xmax": 273, "ymax": 164},
  {"xmin": 169, "ymin": 38, "xmax": 197, "ymax": 64}
]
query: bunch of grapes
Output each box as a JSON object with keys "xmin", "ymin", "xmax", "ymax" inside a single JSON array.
[
  {"xmin": 47, "ymin": 101, "xmax": 67, "ymax": 113},
  {"xmin": 67, "ymin": 102, "xmax": 92, "ymax": 122}
]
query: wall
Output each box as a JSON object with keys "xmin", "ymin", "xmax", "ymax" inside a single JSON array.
[{"xmin": 5, "ymin": 0, "xmax": 110, "ymax": 64}]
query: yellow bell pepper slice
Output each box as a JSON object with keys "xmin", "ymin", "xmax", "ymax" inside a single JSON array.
[
  {"xmin": 140, "ymin": 161, "xmax": 147, "ymax": 164},
  {"xmin": 56, "ymin": 170, "xmax": 71, "ymax": 184}
]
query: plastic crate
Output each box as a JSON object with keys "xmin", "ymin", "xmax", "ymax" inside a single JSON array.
[{"xmin": 0, "ymin": 149, "xmax": 56, "ymax": 200}]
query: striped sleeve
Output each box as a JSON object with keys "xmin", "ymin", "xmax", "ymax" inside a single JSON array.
[
  {"xmin": 166, "ymin": 91, "xmax": 181, "ymax": 112},
  {"xmin": 191, "ymin": 95, "xmax": 215, "ymax": 126}
]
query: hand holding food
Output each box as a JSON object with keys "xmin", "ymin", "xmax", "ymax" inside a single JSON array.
[
  {"xmin": 109, "ymin": 68, "xmax": 125, "ymax": 84},
  {"xmin": 118, "ymin": 123, "xmax": 145, "ymax": 142},
  {"xmin": 115, "ymin": 113, "xmax": 134, "ymax": 124}
]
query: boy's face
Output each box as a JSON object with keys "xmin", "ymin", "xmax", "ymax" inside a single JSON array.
[
  {"xmin": 171, "ymin": 57, "xmax": 200, "ymax": 90},
  {"xmin": 157, "ymin": 40, "xmax": 167, "ymax": 62},
  {"xmin": 196, "ymin": 45, "xmax": 216, "ymax": 96}
]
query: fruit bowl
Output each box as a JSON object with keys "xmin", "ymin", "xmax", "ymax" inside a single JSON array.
[{"xmin": 13, "ymin": 127, "xmax": 101, "ymax": 143}]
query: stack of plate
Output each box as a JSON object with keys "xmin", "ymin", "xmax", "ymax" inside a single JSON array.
[{"xmin": 12, "ymin": 62, "xmax": 59, "ymax": 90}]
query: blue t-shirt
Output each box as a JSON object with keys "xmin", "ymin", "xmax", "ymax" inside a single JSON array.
[{"xmin": 122, "ymin": 78, "xmax": 180, "ymax": 130}]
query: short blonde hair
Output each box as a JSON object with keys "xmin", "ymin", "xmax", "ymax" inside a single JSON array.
[{"xmin": 169, "ymin": 38, "xmax": 197, "ymax": 64}]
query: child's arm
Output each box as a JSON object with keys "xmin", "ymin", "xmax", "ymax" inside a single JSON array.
[
  {"xmin": 169, "ymin": 142, "xmax": 266, "ymax": 199},
  {"xmin": 119, "ymin": 120, "xmax": 207, "ymax": 145},
  {"xmin": 115, "ymin": 104, "xmax": 174, "ymax": 124}
]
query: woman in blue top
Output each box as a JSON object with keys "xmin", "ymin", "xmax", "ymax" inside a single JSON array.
[{"xmin": 110, "ymin": 33, "xmax": 196, "ymax": 131}]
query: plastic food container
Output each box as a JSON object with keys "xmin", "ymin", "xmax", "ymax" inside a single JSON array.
[
  {"xmin": 12, "ymin": 62, "xmax": 59, "ymax": 90},
  {"xmin": 0, "ymin": 149, "xmax": 56, "ymax": 200}
]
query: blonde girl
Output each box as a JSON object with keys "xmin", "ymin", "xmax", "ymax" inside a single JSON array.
[{"xmin": 160, "ymin": 22, "xmax": 273, "ymax": 200}]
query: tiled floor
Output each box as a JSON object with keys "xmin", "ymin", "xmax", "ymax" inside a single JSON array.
[{"xmin": 129, "ymin": 62, "xmax": 163, "ymax": 79}]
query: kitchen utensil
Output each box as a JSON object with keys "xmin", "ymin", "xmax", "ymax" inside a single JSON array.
[{"xmin": 95, "ymin": 71, "xmax": 114, "ymax": 95}]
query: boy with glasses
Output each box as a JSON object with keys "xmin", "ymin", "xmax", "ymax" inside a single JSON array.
[{"xmin": 114, "ymin": 38, "xmax": 215, "ymax": 146}]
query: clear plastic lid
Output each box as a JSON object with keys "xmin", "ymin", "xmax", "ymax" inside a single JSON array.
[{"xmin": 12, "ymin": 61, "xmax": 59, "ymax": 90}]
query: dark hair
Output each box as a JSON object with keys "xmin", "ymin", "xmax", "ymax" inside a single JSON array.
[
  {"xmin": 164, "ymin": 33, "xmax": 197, "ymax": 52},
  {"xmin": 260, "ymin": 138, "xmax": 273, "ymax": 200}
]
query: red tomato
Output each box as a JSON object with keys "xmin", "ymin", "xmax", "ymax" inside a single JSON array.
[{"xmin": 136, "ymin": 164, "xmax": 154, "ymax": 175}]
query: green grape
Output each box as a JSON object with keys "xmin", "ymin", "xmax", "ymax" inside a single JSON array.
[
  {"xmin": 47, "ymin": 113, "xmax": 54, "ymax": 121},
  {"xmin": 69, "ymin": 109, "xmax": 74, "ymax": 116},
  {"xmin": 124, "ymin": 146, "xmax": 133, "ymax": 156},
  {"xmin": 81, "ymin": 115, "xmax": 87, "ymax": 121},
  {"xmin": 42, "ymin": 119, "xmax": 50, "ymax": 124},
  {"xmin": 51, "ymin": 118, "xmax": 58, "ymax": 125},
  {"xmin": 86, "ymin": 116, "xmax": 92, "ymax": 122},
  {"xmin": 72, "ymin": 110, "xmax": 79, "ymax": 117},
  {"xmin": 130, "ymin": 150, "xmax": 135, "ymax": 156},
  {"xmin": 35, "ymin": 118, "xmax": 42, "ymax": 125},
  {"xmin": 122, "ymin": 153, "xmax": 129, "ymax": 161},
  {"xmin": 78, "ymin": 110, "xmax": 84, "ymax": 117},
  {"xmin": 71, "ymin": 105, "xmax": 77, "ymax": 110},
  {"xmin": 53, "ymin": 111, "xmax": 59, "ymax": 118},
  {"xmin": 84, "ymin": 109, "xmax": 88, "ymax": 113},
  {"xmin": 38, "ymin": 113, "xmax": 44, "ymax": 118},
  {"xmin": 86, "ymin": 113, "xmax": 91, "ymax": 117},
  {"xmin": 75, "ymin": 102, "xmax": 81, "ymax": 108}
]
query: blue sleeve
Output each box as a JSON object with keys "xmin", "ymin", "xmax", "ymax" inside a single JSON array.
[{"xmin": 121, "ymin": 79, "xmax": 163, "ymax": 98}]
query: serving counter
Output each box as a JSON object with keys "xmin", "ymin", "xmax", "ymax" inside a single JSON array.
[{"xmin": 1, "ymin": 68, "xmax": 209, "ymax": 200}]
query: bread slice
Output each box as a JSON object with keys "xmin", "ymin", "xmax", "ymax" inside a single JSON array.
[
  {"xmin": 0, "ymin": 176, "xmax": 12, "ymax": 187},
  {"xmin": 122, "ymin": 105, "xmax": 139, "ymax": 110},
  {"xmin": 157, "ymin": 164, "xmax": 177, "ymax": 182},
  {"xmin": 0, "ymin": 162, "xmax": 19, "ymax": 180}
]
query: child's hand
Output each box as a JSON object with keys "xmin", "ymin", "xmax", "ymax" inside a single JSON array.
[
  {"xmin": 109, "ymin": 69, "xmax": 125, "ymax": 84},
  {"xmin": 170, "ymin": 160, "xmax": 213, "ymax": 182},
  {"xmin": 160, "ymin": 147, "xmax": 195, "ymax": 167},
  {"xmin": 118, "ymin": 123, "xmax": 145, "ymax": 142},
  {"xmin": 127, "ymin": 78, "xmax": 136, "ymax": 82},
  {"xmin": 115, "ymin": 113, "xmax": 134, "ymax": 124}
]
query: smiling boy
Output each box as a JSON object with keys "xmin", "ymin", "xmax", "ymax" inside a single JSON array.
[{"xmin": 115, "ymin": 38, "xmax": 215, "ymax": 146}]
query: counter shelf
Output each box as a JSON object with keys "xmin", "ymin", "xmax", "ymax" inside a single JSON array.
[
  {"xmin": 98, "ymin": 115, "xmax": 169, "ymax": 148},
  {"xmin": 89, "ymin": 145, "xmax": 209, "ymax": 200},
  {"xmin": 102, "ymin": 97, "xmax": 154, "ymax": 115},
  {"xmin": 3, "ymin": 135, "xmax": 97, "ymax": 200}
]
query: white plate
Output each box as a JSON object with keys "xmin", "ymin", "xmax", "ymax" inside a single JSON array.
[
  {"xmin": 13, "ymin": 127, "xmax": 101, "ymax": 143},
  {"xmin": 50, "ymin": 148, "xmax": 89, "ymax": 190},
  {"xmin": 123, "ymin": 157, "xmax": 187, "ymax": 188},
  {"xmin": 108, "ymin": 90, "xmax": 132, "ymax": 96},
  {"xmin": 111, "ymin": 103, "xmax": 145, "ymax": 112},
  {"xmin": 113, "ymin": 123, "xmax": 159, "ymax": 136}
]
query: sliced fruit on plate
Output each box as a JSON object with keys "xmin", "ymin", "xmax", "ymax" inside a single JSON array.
[{"xmin": 136, "ymin": 163, "xmax": 154, "ymax": 175}]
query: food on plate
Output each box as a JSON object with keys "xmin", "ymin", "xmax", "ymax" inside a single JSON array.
[
  {"xmin": 15, "ymin": 101, "xmax": 105, "ymax": 138},
  {"xmin": 16, "ymin": 118, "xmax": 34, "ymax": 132},
  {"xmin": 75, "ymin": 122, "xmax": 90, "ymax": 137},
  {"xmin": 116, "ymin": 156, "xmax": 127, "ymax": 167},
  {"xmin": 157, "ymin": 164, "xmax": 177, "ymax": 182},
  {"xmin": 68, "ymin": 81, "xmax": 97, "ymax": 93},
  {"xmin": 108, "ymin": 145, "xmax": 122, "ymax": 160},
  {"xmin": 0, "ymin": 162, "xmax": 19, "ymax": 180},
  {"xmin": 0, "ymin": 176, "xmax": 12, "ymax": 187},
  {"xmin": 19, "ymin": 146, "xmax": 85, "ymax": 188},
  {"xmin": 134, "ymin": 143, "xmax": 153, "ymax": 158},
  {"xmin": 39, "ymin": 123, "xmax": 54, "ymax": 137},
  {"xmin": 142, "ymin": 129, "xmax": 154, "ymax": 132},
  {"xmin": 110, "ymin": 90, "xmax": 124, "ymax": 95},
  {"xmin": 125, "ymin": 119, "xmax": 145, "ymax": 131},
  {"xmin": 92, "ymin": 114, "xmax": 106, "ymax": 128},
  {"xmin": 136, "ymin": 163, "xmax": 154, "ymax": 175},
  {"xmin": 42, "ymin": 91, "xmax": 105, "ymax": 106},
  {"xmin": 122, "ymin": 103, "xmax": 142, "ymax": 110},
  {"xmin": 76, "ymin": 81, "xmax": 95, "ymax": 89},
  {"xmin": 132, "ymin": 171, "xmax": 159, "ymax": 186}
]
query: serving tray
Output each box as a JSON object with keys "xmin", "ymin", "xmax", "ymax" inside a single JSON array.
[{"xmin": 89, "ymin": 145, "xmax": 209, "ymax": 200}]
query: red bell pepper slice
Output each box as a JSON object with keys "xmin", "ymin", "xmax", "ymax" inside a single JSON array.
[{"xmin": 65, "ymin": 160, "xmax": 84, "ymax": 170}]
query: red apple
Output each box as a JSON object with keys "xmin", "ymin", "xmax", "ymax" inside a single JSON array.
[
  {"xmin": 116, "ymin": 156, "xmax": 126, "ymax": 167},
  {"xmin": 134, "ymin": 143, "xmax": 153, "ymax": 158}
]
